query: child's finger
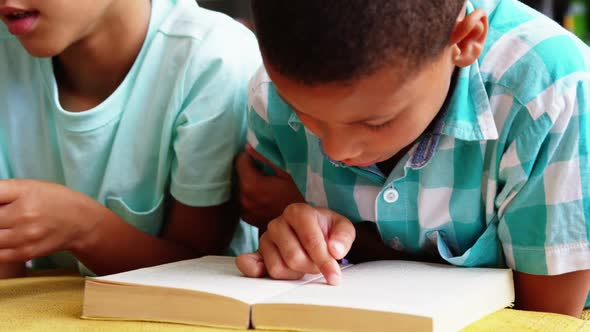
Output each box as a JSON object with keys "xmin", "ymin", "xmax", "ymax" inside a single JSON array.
[
  {"xmin": 0, "ymin": 248, "xmax": 26, "ymax": 263},
  {"xmin": 325, "ymin": 211, "xmax": 356, "ymax": 260},
  {"xmin": 0, "ymin": 229, "xmax": 21, "ymax": 248},
  {"xmin": 259, "ymin": 233, "xmax": 305, "ymax": 280},
  {"xmin": 267, "ymin": 220, "xmax": 320, "ymax": 274},
  {"xmin": 0, "ymin": 202, "xmax": 17, "ymax": 229},
  {"xmin": 286, "ymin": 205, "xmax": 341, "ymax": 285},
  {"xmin": 236, "ymin": 252, "xmax": 267, "ymax": 278},
  {"xmin": 245, "ymin": 144, "xmax": 289, "ymax": 178}
]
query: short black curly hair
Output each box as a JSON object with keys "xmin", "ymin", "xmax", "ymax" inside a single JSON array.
[{"xmin": 251, "ymin": 0, "xmax": 465, "ymax": 85}]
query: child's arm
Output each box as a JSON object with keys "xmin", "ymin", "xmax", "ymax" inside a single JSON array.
[
  {"xmin": 236, "ymin": 144, "xmax": 305, "ymax": 230},
  {"xmin": 514, "ymin": 270, "xmax": 590, "ymax": 317},
  {"xmin": 494, "ymin": 96, "xmax": 590, "ymax": 317},
  {"xmin": 0, "ymin": 263, "xmax": 25, "ymax": 279},
  {"xmin": 0, "ymin": 179, "xmax": 238, "ymax": 276},
  {"xmin": 74, "ymin": 197, "xmax": 239, "ymax": 275},
  {"xmin": 72, "ymin": 196, "xmax": 239, "ymax": 272}
]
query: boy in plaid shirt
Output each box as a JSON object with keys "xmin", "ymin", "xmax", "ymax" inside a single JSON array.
[{"xmin": 236, "ymin": 0, "xmax": 590, "ymax": 316}]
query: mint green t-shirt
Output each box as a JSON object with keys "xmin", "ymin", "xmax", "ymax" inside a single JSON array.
[{"xmin": 0, "ymin": 0, "xmax": 261, "ymax": 272}]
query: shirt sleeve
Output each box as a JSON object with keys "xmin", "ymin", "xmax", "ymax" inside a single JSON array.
[
  {"xmin": 496, "ymin": 82, "xmax": 590, "ymax": 276},
  {"xmin": 246, "ymin": 67, "xmax": 288, "ymax": 171},
  {"xmin": 170, "ymin": 27, "xmax": 261, "ymax": 207}
]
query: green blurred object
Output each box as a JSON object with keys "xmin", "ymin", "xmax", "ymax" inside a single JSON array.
[{"xmin": 564, "ymin": 0, "xmax": 589, "ymax": 41}]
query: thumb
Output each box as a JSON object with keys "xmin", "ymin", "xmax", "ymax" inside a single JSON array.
[{"xmin": 324, "ymin": 210, "xmax": 356, "ymax": 260}]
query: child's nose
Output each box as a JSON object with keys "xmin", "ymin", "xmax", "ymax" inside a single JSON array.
[{"xmin": 320, "ymin": 130, "xmax": 362, "ymax": 162}]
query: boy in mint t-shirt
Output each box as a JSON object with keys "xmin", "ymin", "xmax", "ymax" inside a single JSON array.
[
  {"xmin": 0, "ymin": 0, "xmax": 260, "ymax": 277},
  {"xmin": 237, "ymin": 0, "xmax": 590, "ymax": 317}
]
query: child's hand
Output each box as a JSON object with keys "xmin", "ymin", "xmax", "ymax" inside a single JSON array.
[
  {"xmin": 0, "ymin": 262, "xmax": 26, "ymax": 278},
  {"xmin": 236, "ymin": 144, "xmax": 305, "ymax": 229},
  {"xmin": 0, "ymin": 179, "xmax": 99, "ymax": 263},
  {"xmin": 236, "ymin": 203, "xmax": 355, "ymax": 285}
]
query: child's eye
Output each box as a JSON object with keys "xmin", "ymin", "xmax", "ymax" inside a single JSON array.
[{"xmin": 365, "ymin": 119, "xmax": 394, "ymax": 131}]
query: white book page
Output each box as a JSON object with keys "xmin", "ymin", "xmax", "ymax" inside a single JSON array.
[
  {"xmin": 261, "ymin": 260, "xmax": 513, "ymax": 318},
  {"xmin": 92, "ymin": 256, "xmax": 323, "ymax": 304}
]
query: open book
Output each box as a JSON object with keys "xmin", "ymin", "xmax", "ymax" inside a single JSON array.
[{"xmin": 82, "ymin": 256, "xmax": 514, "ymax": 332}]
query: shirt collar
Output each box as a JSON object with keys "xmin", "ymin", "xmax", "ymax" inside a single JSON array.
[
  {"xmin": 406, "ymin": 59, "xmax": 499, "ymax": 169},
  {"xmin": 440, "ymin": 59, "xmax": 499, "ymax": 142},
  {"xmin": 441, "ymin": 0, "xmax": 498, "ymax": 142}
]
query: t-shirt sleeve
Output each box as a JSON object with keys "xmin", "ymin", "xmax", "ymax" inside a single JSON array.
[
  {"xmin": 170, "ymin": 28, "xmax": 261, "ymax": 207},
  {"xmin": 496, "ymin": 82, "xmax": 590, "ymax": 276}
]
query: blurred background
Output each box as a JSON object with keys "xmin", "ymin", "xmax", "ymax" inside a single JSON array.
[{"xmin": 197, "ymin": 0, "xmax": 590, "ymax": 43}]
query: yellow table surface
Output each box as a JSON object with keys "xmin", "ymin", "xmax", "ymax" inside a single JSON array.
[{"xmin": 0, "ymin": 274, "xmax": 588, "ymax": 332}]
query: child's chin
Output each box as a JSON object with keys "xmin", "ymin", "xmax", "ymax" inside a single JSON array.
[{"xmin": 20, "ymin": 40, "xmax": 63, "ymax": 58}]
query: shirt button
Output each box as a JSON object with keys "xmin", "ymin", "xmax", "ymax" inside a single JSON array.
[{"xmin": 383, "ymin": 188, "xmax": 399, "ymax": 203}]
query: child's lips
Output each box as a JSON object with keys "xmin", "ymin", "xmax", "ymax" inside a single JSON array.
[{"xmin": 0, "ymin": 7, "xmax": 39, "ymax": 36}]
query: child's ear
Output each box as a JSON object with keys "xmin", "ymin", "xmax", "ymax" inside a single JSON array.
[{"xmin": 449, "ymin": 9, "xmax": 488, "ymax": 68}]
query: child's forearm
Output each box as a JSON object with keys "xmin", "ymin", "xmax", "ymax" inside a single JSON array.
[
  {"xmin": 0, "ymin": 179, "xmax": 235, "ymax": 276},
  {"xmin": 0, "ymin": 179, "xmax": 237, "ymax": 276},
  {"xmin": 513, "ymin": 269, "xmax": 590, "ymax": 317},
  {"xmin": 71, "ymin": 198, "xmax": 239, "ymax": 276},
  {"xmin": 73, "ymin": 219, "xmax": 196, "ymax": 276},
  {"xmin": 0, "ymin": 262, "xmax": 26, "ymax": 279}
]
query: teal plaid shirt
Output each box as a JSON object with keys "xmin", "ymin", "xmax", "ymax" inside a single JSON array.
[{"xmin": 247, "ymin": 0, "xmax": 590, "ymax": 304}]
